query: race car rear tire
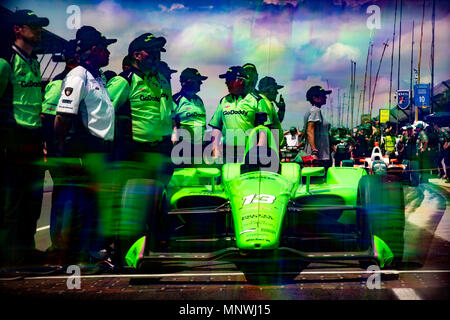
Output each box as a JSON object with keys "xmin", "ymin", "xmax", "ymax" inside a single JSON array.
[{"xmin": 357, "ymin": 175, "xmax": 405, "ymax": 268}]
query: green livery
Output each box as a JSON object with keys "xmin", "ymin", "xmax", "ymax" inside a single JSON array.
[{"xmin": 124, "ymin": 124, "xmax": 405, "ymax": 282}]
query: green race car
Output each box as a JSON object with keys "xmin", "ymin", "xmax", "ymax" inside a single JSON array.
[{"xmin": 122, "ymin": 126, "xmax": 405, "ymax": 282}]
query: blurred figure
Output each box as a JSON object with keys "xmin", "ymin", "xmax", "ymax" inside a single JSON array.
[
  {"xmin": 41, "ymin": 39, "xmax": 78, "ymax": 263},
  {"xmin": 284, "ymin": 126, "xmax": 302, "ymax": 152},
  {"xmin": 106, "ymin": 33, "xmax": 175, "ymax": 263},
  {"xmin": 257, "ymin": 76, "xmax": 284, "ymax": 144},
  {"xmin": 303, "ymin": 85, "xmax": 332, "ymax": 168},
  {"xmin": 332, "ymin": 127, "xmax": 355, "ymax": 167},
  {"xmin": 414, "ymin": 123, "xmax": 428, "ymax": 182},
  {"xmin": 0, "ymin": 10, "xmax": 49, "ymax": 272},
  {"xmin": 381, "ymin": 122, "xmax": 397, "ymax": 159},
  {"xmin": 54, "ymin": 26, "xmax": 117, "ymax": 266},
  {"xmin": 433, "ymin": 122, "xmax": 450, "ymax": 180},
  {"xmin": 209, "ymin": 66, "xmax": 273, "ymax": 163},
  {"xmin": 172, "ymin": 67, "xmax": 207, "ymax": 164}
]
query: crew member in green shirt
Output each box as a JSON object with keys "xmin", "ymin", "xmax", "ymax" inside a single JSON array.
[
  {"xmin": 209, "ymin": 66, "xmax": 272, "ymax": 163},
  {"xmin": 172, "ymin": 67, "xmax": 208, "ymax": 164},
  {"xmin": 0, "ymin": 10, "xmax": 49, "ymax": 270},
  {"xmin": 332, "ymin": 127, "xmax": 355, "ymax": 167},
  {"xmin": 40, "ymin": 39, "xmax": 78, "ymax": 259},
  {"xmin": 107, "ymin": 33, "xmax": 176, "ymax": 259},
  {"xmin": 243, "ymin": 63, "xmax": 286, "ymax": 122},
  {"xmin": 257, "ymin": 76, "xmax": 284, "ymax": 145}
]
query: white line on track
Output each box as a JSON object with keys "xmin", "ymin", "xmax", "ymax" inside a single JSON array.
[
  {"xmin": 36, "ymin": 225, "xmax": 50, "ymax": 232},
  {"xmin": 24, "ymin": 269, "xmax": 450, "ymax": 280},
  {"xmin": 392, "ymin": 288, "xmax": 422, "ymax": 300}
]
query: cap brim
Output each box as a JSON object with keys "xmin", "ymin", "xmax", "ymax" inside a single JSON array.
[
  {"xmin": 21, "ymin": 17, "xmax": 49, "ymax": 27},
  {"xmin": 323, "ymin": 89, "xmax": 332, "ymax": 95},
  {"xmin": 219, "ymin": 74, "xmax": 227, "ymax": 79},
  {"xmin": 276, "ymin": 85, "xmax": 284, "ymax": 89},
  {"xmin": 200, "ymin": 75, "xmax": 208, "ymax": 80},
  {"xmin": 103, "ymin": 38, "xmax": 117, "ymax": 46},
  {"xmin": 36, "ymin": 17, "xmax": 49, "ymax": 27}
]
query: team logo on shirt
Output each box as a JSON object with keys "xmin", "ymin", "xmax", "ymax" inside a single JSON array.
[
  {"xmin": 186, "ymin": 112, "xmax": 205, "ymax": 118},
  {"xmin": 223, "ymin": 110, "xmax": 248, "ymax": 116},
  {"xmin": 20, "ymin": 80, "xmax": 41, "ymax": 88},
  {"xmin": 64, "ymin": 87, "xmax": 73, "ymax": 96}
]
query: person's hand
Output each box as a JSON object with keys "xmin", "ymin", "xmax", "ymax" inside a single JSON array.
[{"xmin": 276, "ymin": 95, "xmax": 285, "ymax": 109}]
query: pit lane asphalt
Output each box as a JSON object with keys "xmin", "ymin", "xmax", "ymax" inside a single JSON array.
[{"xmin": 1, "ymin": 172, "xmax": 449, "ymax": 300}]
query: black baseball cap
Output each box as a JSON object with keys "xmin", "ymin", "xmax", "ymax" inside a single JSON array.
[
  {"xmin": 219, "ymin": 66, "xmax": 248, "ymax": 80},
  {"xmin": 258, "ymin": 76, "xmax": 284, "ymax": 91},
  {"xmin": 306, "ymin": 85, "xmax": 332, "ymax": 101},
  {"xmin": 75, "ymin": 26, "xmax": 117, "ymax": 52},
  {"xmin": 11, "ymin": 9, "xmax": 49, "ymax": 27},
  {"xmin": 180, "ymin": 68, "xmax": 207, "ymax": 84},
  {"xmin": 159, "ymin": 61, "xmax": 178, "ymax": 76},
  {"xmin": 128, "ymin": 33, "xmax": 166, "ymax": 56}
]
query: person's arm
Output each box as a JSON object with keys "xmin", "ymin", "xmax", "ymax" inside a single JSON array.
[
  {"xmin": 307, "ymin": 121, "xmax": 318, "ymax": 159},
  {"xmin": 275, "ymin": 95, "xmax": 285, "ymax": 122},
  {"xmin": 54, "ymin": 71, "xmax": 86, "ymax": 154},
  {"xmin": 0, "ymin": 59, "xmax": 12, "ymax": 98},
  {"xmin": 208, "ymin": 102, "xmax": 224, "ymax": 158},
  {"xmin": 211, "ymin": 128, "xmax": 222, "ymax": 158},
  {"xmin": 107, "ymin": 75, "xmax": 130, "ymax": 110},
  {"xmin": 54, "ymin": 113, "xmax": 73, "ymax": 154}
]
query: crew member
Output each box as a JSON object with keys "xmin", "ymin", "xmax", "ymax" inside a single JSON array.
[
  {"xmin": 106, "ymin": 33, "xmax": 176, "ymax": 261},
  {"xmin": 332, "ymin": 127, "xmax": 354, "ymax": 167},
  {"xmin": 257, "ymin": 76, "xmax": 284, "ymax": 145},
  {"xmin": 40, "ymin": 39, "xmax": 78, "ymax": 262},
  {"xmin": 0, "ymin": 10, "xmax": 49, "ymax": 270},
  {"xmin": 303, "ymin": 85, "xmax": 332, "ymax": 168},
  {"xmin": 54, "ymin": 26, "xmax": 116, "ymax": 265},
  {"xmin": 243, "ymin": 63, "xmax": 286, "ymax": 122},
  {"xmin": 434, "ymin": 122, "xmax": 450, "ymax": 180},
  {"xmin": 414, "ymin": 123, "xmax": 428, "ymax": 182},
  {"xmin": 172, "ymin": 67, "xmax": 208, "ymax": 164},
  {"xmin": 209, "ymin": 66, "xmax": 273, "ymax": 163}
]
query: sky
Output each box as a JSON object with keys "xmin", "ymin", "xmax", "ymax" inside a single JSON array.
[{"xmin": 3, "ymin": 0, "xmax": 449, "ymax": 129}]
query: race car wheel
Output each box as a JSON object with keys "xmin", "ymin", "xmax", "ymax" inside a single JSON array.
[{"xmin": 357, "ymin": 175, "xmax": 405, "ymax": 268}]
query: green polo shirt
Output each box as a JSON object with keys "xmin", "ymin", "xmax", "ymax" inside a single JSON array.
[
  {"xmin": 173, "ymin": 92, "xmax": 206, "ymax": 144},
  {"xmin": 0, "ymin": 47, "xmax": 43, "ymax": 128},
  {"xmin": 107, "ymin": 68, "xmax": 174, "ymax": 143},
  {"xmin": 209, "ymin": 92, "xmax": 272, "ymax": 146}
]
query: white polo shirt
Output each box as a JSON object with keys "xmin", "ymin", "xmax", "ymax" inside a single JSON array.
[{"xmin": 57, "ymin": 65, "xmax": 114, "ymax": 141}]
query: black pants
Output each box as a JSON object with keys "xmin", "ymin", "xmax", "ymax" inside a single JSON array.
[
  {"xmin": 112, "ymin": 136, "xmax": 175, "ymax": 265},
  {"xmin": 0, "ymin": 126, "xmax": 44, "ymax": 267},
  {"xmin": 334, "ymin": 152, "xmax": 350, "ymax": 167}
]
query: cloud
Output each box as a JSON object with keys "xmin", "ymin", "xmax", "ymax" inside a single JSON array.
[
  {"xmin": 81, "ymin": 0, "xmax": 133, "ymax": 33},
  {"xmin": 168, "ymin": 23, "xmax": 232, "ymax": 64},
  {"xmin": 320, "ymin": 43, "xmax": 360, "ymax": 64},
  {"xmin": 158, "ymin": 3, "xmax": 187, "ymax": 12}
]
